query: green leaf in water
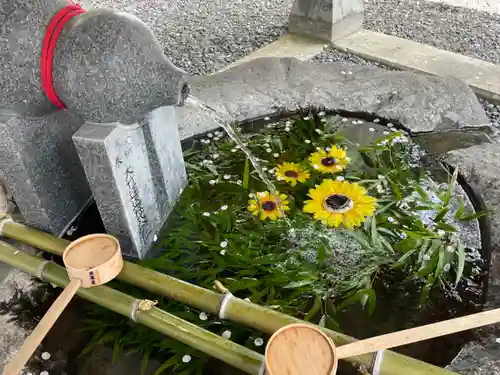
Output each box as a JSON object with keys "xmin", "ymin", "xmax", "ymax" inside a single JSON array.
[
  {"xmin": 242, "ymin": 158, "xmax": 250, "ymax": 189},
  {"xmin": 454, "ymin": 196, "xmax": 465, "ymax": 220},
  {"xmin": 434, "ymin": 206, "xmax": 450, "ymax": 223},
  {"xmin": 304, "ymin": 296, "xmax": 323, "ymax": 322},
  {"xmin": 459, "ymin": 211, "xmax": 487, "ymax": 222},
  {"xmin": 141, "ymin": 350, "xmax": 151, "ymax": 375}
]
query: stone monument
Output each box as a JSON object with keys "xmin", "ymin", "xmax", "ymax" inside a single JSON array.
[
  {"xmin": 0, "ymin": 0, "xmax": 190, "ymax": 258},
  {"xmin": 288, "ymin": 0, "xmax": 364, "ymax": 42}
]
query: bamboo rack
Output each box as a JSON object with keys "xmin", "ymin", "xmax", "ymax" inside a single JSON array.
[
  {"xmin": 0, "ymin": 240, "xmax": 264, "ymax": 374},
  {"xmin": 0, "ymin": 218, "xmax": 459, "ymax": 375}
]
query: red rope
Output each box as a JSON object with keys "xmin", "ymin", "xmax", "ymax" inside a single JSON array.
[{"xmin": 41, "ymin": 3, "xmax": 86, "ymax": 108}]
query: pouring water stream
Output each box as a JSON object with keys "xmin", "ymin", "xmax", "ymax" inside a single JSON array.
[{"xmin": 185, "ymin": 95, "xmax": 291, "ymax": 222}]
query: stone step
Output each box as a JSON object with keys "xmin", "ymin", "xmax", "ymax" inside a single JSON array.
[{"xmin": 332, "ymin": 29, "xmax": 500, "ymax": 103}]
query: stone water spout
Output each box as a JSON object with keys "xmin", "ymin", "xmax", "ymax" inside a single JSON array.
[{"xmin": 0, "ymin": 0, "xmax": 189, "ymax": 124}]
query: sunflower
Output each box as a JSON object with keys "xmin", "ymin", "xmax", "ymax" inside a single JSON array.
[
  {"xmin": 275, "ymin": 162, "xmax": 311, "ymax": 186},
  {"xmin": 248, "ymin": 191, "xmax": 290, "ymax": 221},
  {"xmin": 303, "ymin": 180, "xmax": 376, "ymax": 228},
  {"xmin": 309, "ymin": 146, "xmax": 349, "ymax": 174}
]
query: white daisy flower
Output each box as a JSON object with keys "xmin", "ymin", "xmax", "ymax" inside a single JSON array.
[
  {"xmin": 41, "ymin": 352, "xmax": 51, "ymax": 360},
  {"xmin": 220, "ymin": 241, "xmax": 228, "ymax": 248},
  {"xmin": 220, "ymin": 249, "xmax": 226, "ymax": 255},
  {"xmin": 443, "ymin": 263, "xmax": 451, "ymax": 272},
  {"xmin": 203, "ymin": 212, "xmax": 210, "ymax": 217},
  {"xmin": 221, "ymin": 205, "xmax": 228, "ymax": 211},
  {"xmin": 182, "ymin": 355, "xmax": 192, "ymax": 363},
  {"xmin": 199, "ymin": 312, "xmax": 208, "ymax": 321},
  {"xmin": 223, "ymin": 174, "xmax": 231, "ymax": 180},
  {"xmin": 264, "ymin": 116, "xmax": 270, "ymax": 121},
  {"xmin": 336, "ymin": 176, "xmax": 345, "ymax": 181},
  {"xmin": 387, "ymin": 217, "xmax": 395, "ymax": 223},
  {"xmin": 304, "ymin": 140, "xmax": 311, "ymax": 144},
  {"xmin": 318, "ymin": 111, "xmax": 326, "ymax": 117},
  {"xmin": 254, "ymin": 338, "xmax": 264, "ymax": 347}
]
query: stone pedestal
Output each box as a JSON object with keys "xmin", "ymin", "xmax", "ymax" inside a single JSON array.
[
  {"xmin": 288, "ymin": 0, "xmax": 364, "ymax": 42},
  {"xmin": 73, "ymin": 106, "xmax": 187, "ymax": 259},
  {"xmin": 0, "ymin": 111, "xmax": 92, "ymax": 235}
]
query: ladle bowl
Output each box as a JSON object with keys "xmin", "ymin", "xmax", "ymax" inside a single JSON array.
[{"xmin": 3, "ymin": 234, "xmax": 123, "ymax": 375}]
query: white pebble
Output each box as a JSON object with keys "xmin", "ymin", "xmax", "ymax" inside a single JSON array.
[
  {"xmin": 221, "ymin": 205, "xmax": 228, "ymax": 211},
  {"xmin": 202, "ymin": 212, "xmax": 210, "ymax": 217},
  {"xmin": 318, "ymin": 111, "xmax": 326, "ymax": 117},
  {"xmin": 220, "ymin": 241, "xmax": 228, "ymax": 248},
  {"xmin": 222, "ymin": 330, "xmax": 232, "ymax": 339},
  {"xmin": 254, "ymin": 338, "xmax": 264, "ymax": 347},
  {"xmin": 209, "ymin": 180, "xmax": 217, "ymax": 185},
  {"xmin": 341, "ymin": 71, "xmax": 346, "ymax": 75},
  {"xmin": 273, "ymin": 153, "xmax": 279, "ymax": 158},
  {"xmin": 182, "ymin": 355, "xmax": 192, "ymax": 363},
  {"xmin": 199, "ymin": 312, "xmax": 208, "ymax": 321},
  {"xmin": 207, "ymin": 133, "xmax": 213, "ymax": 138},
  {"xmin": 368, "ymin": 128, "xmax": 375, "ymax": 132},
  {"xmin": 374, "ymin": 118, "xmax": 380, "ymax": 123},
  {"xmin": 303, "ymin": 116, "xmax": 310, "ymax": 121},
  {"xmin": 266, "ymin": 148, "xmax": 272, "ymax": 153},
  {"xmin": 348, "ymin": 71, "xmax": 353, "ymax": 75},
  {"xmin": 264, "ymin": 116, "xmax": 270, "ymax": 121},
  {"xmin": 41, "ymin": 352, "xmax": 51, "ymax": 361},
  {"xmin": 223, "ymin": 174, "xmax": 231, "ymax": 180}
]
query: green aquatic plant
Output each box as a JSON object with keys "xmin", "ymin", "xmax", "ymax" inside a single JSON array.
[{"xmin": 83, "ymin": 111, "xmax": 486, "ymax": 374}]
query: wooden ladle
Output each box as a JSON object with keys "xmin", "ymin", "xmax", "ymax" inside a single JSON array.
[
  {"xmin": 264, "ymin": 307, "xmax": 500, "ymax": 375},
  {"xmin": 3, "ymin": 234, "xmax": 123, "ymax": 375}
]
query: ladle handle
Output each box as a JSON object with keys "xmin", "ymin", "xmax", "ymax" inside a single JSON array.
[
  {"xmin": 336, "ymin": 307, "xmax": 500, "ymax": 359},
  {"xmin": 2, "ymin": 279, "xmax": 81, "ymax": 375}
]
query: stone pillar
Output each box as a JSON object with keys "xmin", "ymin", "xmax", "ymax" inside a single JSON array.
[
  {"xmin": 288, "ymin": 0, "xmax": 364, "ymax": 42},
  {"xmin": 72, "ymin": 106, "xmax": 187, "ymax": 259},
  {"xmin": 0, "ymin": 111, "xmax": 92, "ymax": 235}
]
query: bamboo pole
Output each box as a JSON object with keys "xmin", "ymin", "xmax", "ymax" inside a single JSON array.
[
  {"xmin": 0, "ymin": 240, "xmax": 263, "ymax": 375},
  {"xmin": 0, "ymin": 219, "xmax": 459, "ymax": 375}
]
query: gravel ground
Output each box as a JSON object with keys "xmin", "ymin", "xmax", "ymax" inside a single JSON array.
[
  {"xmin": 85, "ymin": 0, "xmax": 500, "ymax": 76},
  {"xmin": 363, "ymin": 0, "xmax": 500, "ymax": 65},
  {"xmin": 87, "ymin": 0, "xmax": 293, "ymax": 75}
]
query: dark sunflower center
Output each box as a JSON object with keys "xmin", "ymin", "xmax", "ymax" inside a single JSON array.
[
  {"xmin": 284, "ymin": 170, "xmax": 299, "ymax": 178},
  {"xmin": 262, "ymin": 201, "xmax": 277, "ymax": 211},
  {"xmin": 321, "ymin": 157, "xmax": 337, "ymax": 167},
  {"xmin": 326, "ymin": 194, "xmax": 350, "ymax": 210}
]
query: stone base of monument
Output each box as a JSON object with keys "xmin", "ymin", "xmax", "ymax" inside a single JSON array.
[
  {"xmin": 73, "ymin": 106, "xmax": 187, "ymax": 259},
  {"xmin": 288, "ymin": 0, "xmax": 364, "ymax": 42},
  {"xmin": 0, "ymin": 111, "xmax": 92, "ymax": 236}
]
